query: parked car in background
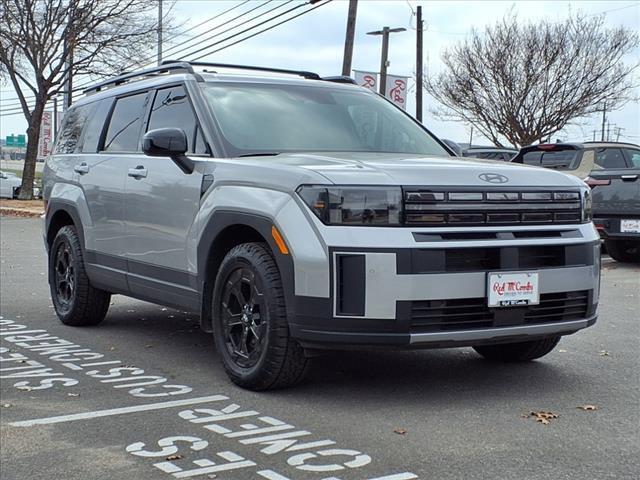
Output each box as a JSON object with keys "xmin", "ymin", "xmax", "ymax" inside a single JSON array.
[
  {"xmin": 0, "ymin": 170, "xmax": 42, "ymax": 199},
  {"xmin": 512, "ymin": 142, "xmax": 640, "ymax": 263},
  {"xmin": 441, "ymin": 138, "xmax": 463, "ymax": 156},
  {"xmin": 463, "ymin": 147, "xmax": 518, "ymax": 161},
  {"xmin": 0, "ymin": 171, "xmax": 23, "ymax": 198}
]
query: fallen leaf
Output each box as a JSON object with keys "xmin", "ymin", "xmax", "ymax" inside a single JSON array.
[
  {"xmin": 394, "ymin": 428, "xmax": 407, "ymax": 435},
  {"xmin": 2, "ymin": 403, "xmax": 11, "ymax": 408},
  {"xmin": 578, "ymin": 405, "xmax": 598, "ymax": 411},
  {"xmin": 528, "ymin": 411, "xmax": 559, "ymax": 425},
  {"xmin": 67, "ymin": 393, "xmax": 79, "ymax": 397},
  {"xmin": 166, "ymin": 454, "xmax": 183, "ymax": 461}
]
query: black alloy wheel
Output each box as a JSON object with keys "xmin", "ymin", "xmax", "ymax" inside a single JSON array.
[
  {"xmin": 212, "ymin": 242, "xmax": 309, "ymax": 390},
  {"xmin": 49, "ymin": 225, "xmax": 111, "ymax": 326},
  {"xmin": 220, "ymin": 267, "xmax": 267, "ymax": 369}
]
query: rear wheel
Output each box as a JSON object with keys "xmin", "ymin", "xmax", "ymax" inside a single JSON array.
[
  {"xmin": 473, "ymin": 336, "xmax": 561, "ymax": 362},
  {"xmin": 212, "ymin": 242, "xmax": 309, "ymax": 390},
  {"xmin": 604, "ymin": 239, "xmax": 640, "ymax": 263},
  {"xmin": 49, "ymin": 225, "xmax": 111, "ymax": 326}
]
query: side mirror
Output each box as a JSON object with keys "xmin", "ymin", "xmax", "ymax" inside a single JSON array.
[{"xmin": 142, "ymin": 128, "xmax": 195, "ymax": 174}]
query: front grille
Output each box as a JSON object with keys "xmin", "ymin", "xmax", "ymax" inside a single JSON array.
[
  {"xmin": 409, "ymin": 291, "xmax": 590, "ymax": 332},
  {"xmin": 404, "ymin": 188, "xmax": 582, "ymax": 226},
  {"xmin": 405, "ymin": 244, "xmax": 591, "ymax": 274}
]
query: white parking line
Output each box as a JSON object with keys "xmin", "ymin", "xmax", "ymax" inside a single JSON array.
[{"xmin": 10, "ymin": 395, "xmax": 228, "ymax": 427}]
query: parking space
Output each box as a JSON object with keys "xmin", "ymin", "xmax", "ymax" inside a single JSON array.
[{"xmin": 1, "ymin": 216, "xmax": 639, "ymax": 480}]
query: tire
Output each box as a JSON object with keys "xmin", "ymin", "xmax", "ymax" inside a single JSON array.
[
  {"xmin": 604, "ymin": 239, "xmax": 640, "ymax": 263},
  {"xmin": 12, "ymin": 186, "xmax": 20, "ymax": 199},
  {"xmin": 212, "ymin": 242, "xmax": 309, "ymax": 390},
  {"xmin": 49, "ymin": 225, "xmax": 111, "ymax": 326},
  {"xmin": 473, "ymin": 336, "xmax": 561, "ymax": 362}
]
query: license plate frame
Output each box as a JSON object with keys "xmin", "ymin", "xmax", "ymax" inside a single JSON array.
[{"xmin": 487, "ymin": 271, "xmax": 540, "ymax": 307}]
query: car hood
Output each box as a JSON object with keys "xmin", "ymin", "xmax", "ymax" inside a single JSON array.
[{"xmin": 263, "ymin": 152, "xmax": 585, "ymax": 188}]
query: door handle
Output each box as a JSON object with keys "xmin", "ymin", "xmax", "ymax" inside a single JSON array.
[
  {"xmin": 74, "ymin": 163, "xmax": 89, "ymax": 175},
  {"xmin": 127, "ymin": 165, "xmax": 148, "ymax": 179},
  {"xmin": 621, "ymin": 174, "xmax": 638, "ymax": 181}
]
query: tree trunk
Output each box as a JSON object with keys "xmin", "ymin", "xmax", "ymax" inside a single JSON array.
[{"xmin": 18, "ymin": 100, "xmax": 45, "ymax": 200}]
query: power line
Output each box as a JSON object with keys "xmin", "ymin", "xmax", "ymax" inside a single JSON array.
[
  {"xmin": 1, "ymin": 0, "xmax": 332, "ymax": 116},
  {"xmin": 0, "ymin": 0, "xmax": 257, "ymax": 106},
  {"xmin": 1, "ymin": 0, "xmax": 296, "ymax": 113},
  {"xmin": 178, "ymin": 1, "xmax": 309, "ymax": 61}
]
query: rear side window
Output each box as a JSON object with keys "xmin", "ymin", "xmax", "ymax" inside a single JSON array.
[
  {"xmin": 147, "ymin": 86, "xmax": 205, "ymax": 154},
  {"xmin": 595, "ymin": 148, "xmax": 627, "ymax": 169},
  {"xmin": 103, "ymin": 93, "xmax": 148, "ymax": 152},
  {"xmin": 624, "ymin": 148, "xmax": 640, "ymax": 168},
  {"xmin": 55, "ymin": 104, "xmax": 94, "ymax": 154},
  {"xmin": 81, "ymin": 99, "xmax": 112, "ymax": 153},
  {"xmin": 521, "ymin": 150, "xmax": 579, "ymax": 169}
]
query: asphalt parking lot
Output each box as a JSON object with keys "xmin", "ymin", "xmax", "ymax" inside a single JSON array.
[{"xmin": 1, "ymin": 216, "xmax": 639, "ymax": 480}]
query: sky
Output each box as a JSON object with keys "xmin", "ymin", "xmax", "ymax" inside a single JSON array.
[{"xmin": 1, "ymin": 0, "xmax": 639, "ymax": 146}]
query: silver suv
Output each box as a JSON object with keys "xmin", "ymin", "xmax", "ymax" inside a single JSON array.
[{"xmin": 43, "ymin": 62, "xmax": 600, "ymax": 390}]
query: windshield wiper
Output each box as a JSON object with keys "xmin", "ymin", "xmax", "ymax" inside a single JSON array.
[{"xmin": 238, "ymin": 152, "xmax": 280, "ymax": 157}]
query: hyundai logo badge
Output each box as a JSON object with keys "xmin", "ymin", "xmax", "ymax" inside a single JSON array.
[{"xmin": 479, "ymin": 173, "xmax": 509, "ymax": 184}]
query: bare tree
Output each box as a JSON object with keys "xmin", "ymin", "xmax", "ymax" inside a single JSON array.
[
  {"xmin": 0, "ymin": 0, "xmax": 169, "ymax": 199},
  {"xmin": 425, "ymin": 14, "xmax": 639, "ymax": 147}
]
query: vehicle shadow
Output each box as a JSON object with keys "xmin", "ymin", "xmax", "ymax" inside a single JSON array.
[{"xmin": 101, "ymin": 300, "xmax": 584, "ymax": 408}]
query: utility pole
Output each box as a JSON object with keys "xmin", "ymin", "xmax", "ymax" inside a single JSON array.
[
  {"xmin": 53, "ymin": 98, "xmax": 58, "ymax": 139},
  {"xmin": 416, "ymin": 6, "xmax": 423, "ymax": 121},
  {"xmin": 367, "ymin": 26, "xmax": 406, "ymax": 95},
  {"xmin": 341, "ymin": 0, "xmax": 358, "ymax": 76},
  {"xmin": 601, "ymin": 101, "xmax": 606, "ymax": 141},
  {"xmin": 616, "ymin": 127, "xmax": 624, "ymax": 141},
  {"xmin": 469, "ymin": 125, "xmax": 474, "ymax": 146},
  {"xmin": 63, "ymin": 2, "xmax": 75, "ymax": 111},
  {"xmin": 607, "ymin": 121, "xmax": 611, "ymax": 142},
  {"xmin": 158, "ymin": 0, "xmax": 163, "ymax": 65}
]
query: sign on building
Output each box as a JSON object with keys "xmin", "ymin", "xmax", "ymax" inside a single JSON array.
[
  {"xmin": 38, "ymin": 111, "xmax": 53, "ymax": 159},
  {"xmin": 384, "ymin": 74, "xmax": 409, "ymax": 110},
  {"xmin": 353, "ymin": 70, "xmax": 378, "ymax": 92}
]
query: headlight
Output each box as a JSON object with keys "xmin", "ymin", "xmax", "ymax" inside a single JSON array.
[
  {"xmin": 297, "ymin": 185, "xmax": 402, "ymax": 225},
  {"xmin": 582, "ymin": 188, "xmax": 592, "ymax": 222}
]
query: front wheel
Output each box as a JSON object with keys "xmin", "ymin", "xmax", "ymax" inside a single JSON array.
[
  {"xmin": 212, "ymin": 242, "xmax": 309, "ymax": 390},
  {"xmin": 49, "ymin": 225, "xmax": 111, "ymax": 326},
  {"xmin": 604, "ymin": 239, "xmax": 639, "ymax": 263},
  {"xmin": 473, "ymin": 336, "xmax": 561, "ymax": 362}
]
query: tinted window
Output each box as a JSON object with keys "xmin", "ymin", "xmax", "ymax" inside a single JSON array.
[
  {"xmin": 624, "ymin": 148, "xmax": 640, "ymax": 168},
  {"xmin": 103, "ymin": 93, "xmax": 148, "ymax": 152},
  {"xmin": 81, "ymin": 99, "xmax": 112, "ymax": 153},
  {"xmin": 148, "ymin": 86, "xmax": 204, "ymax": 154},
  {"xmin": 202, "ymin": 83, "xmax": 448, "ymax": 157},
  {"xmin": 595, "ymin": 148, "xmax": 627, "ymax": 169},
  {"xmin": 55, "ymin": 104, "xmax": 94, "ymax": 154},
  {"xmin": 522, "ymin": 150, "xmax": 578, "ymax": 168}
]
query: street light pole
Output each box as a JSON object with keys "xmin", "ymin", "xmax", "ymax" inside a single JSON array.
[
  {"xmin": 158, "ymin": 0, "xmax": 163, "ymax": 65},
  {"xmin": 367, "ymin": 26, "xmax": 406, "ymax": 96}
]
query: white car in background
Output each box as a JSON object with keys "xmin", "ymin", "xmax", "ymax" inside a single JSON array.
[
  {"xmin": 0, "ymin": 171, "xmax": 22, "ymax": 198},
  {"xmin": 0, "ymin": 170, "xmax": 41, "ymax": 199}
]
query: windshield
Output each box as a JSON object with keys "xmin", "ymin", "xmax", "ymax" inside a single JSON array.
[{"xmin": 201, "ymin": 83, "xmax": 449, "ymax": 157}]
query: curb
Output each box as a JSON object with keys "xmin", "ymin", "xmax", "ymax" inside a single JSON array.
[{"xmin": 0, "ymin": 207, "xmax": 43, "ymax": 218}]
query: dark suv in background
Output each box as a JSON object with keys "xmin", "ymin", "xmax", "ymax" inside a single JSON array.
[{"xmin": 512, "ymin": 142, "xmax": 640, "ymax": 262}]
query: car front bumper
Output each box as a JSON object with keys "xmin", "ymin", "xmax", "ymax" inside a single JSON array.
[{"xmin": 282, "ymin": 216, "xmax": 601, "ymax": 348}]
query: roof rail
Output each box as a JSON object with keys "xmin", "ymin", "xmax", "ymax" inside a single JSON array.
[
  {"xmin": 164, "ymin": 60, "xmax": 322, "ymax": 80},
  {"xmin": 320, "ymin": 75, "xmax": 357, "ymax": 85},
  {"xmin": 84, "ymin": 62, "xmax": 195, "ymax": 94}
]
